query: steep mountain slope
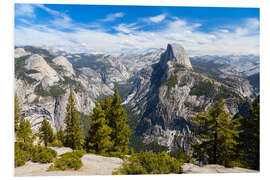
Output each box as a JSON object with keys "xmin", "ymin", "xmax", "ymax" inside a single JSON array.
[
  {"xmin": 190, "ymin": 56, "xmax": 259, "ymax": 95},
  {"xmin": 14, "ymin": 47, "xmax": 130, "ymax": 132},
  {"xmin": 14, "ymin": 45, "xmax": 258, "ymax": 152},
  {"xmin": 124, "ymin": 43, "xmax": 253, "ymax": 151},
  {"xmin": 118, "ymin": 49, "xmax": 164, "ymax": 74}
]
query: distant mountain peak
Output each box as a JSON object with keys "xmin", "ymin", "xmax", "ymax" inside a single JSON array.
[{"xmin": 160, "ymin": 43, "xmax": 193, "ymax": 69}]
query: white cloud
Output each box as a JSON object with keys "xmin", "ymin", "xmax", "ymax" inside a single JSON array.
[
  {"xmin": 148, "ymin": 14, "xmax": 166, "ymax": 23},
  {"xmin": 101, "ymin": 12, "xmax": 124, "ymax": 22},
  {"xmin": 18, "ymin": 18, "xmax": 31, "ymax": 24},
  {"xmin": 15, "ymin": 7, "xmax": 259, "ymax": 56},
  {"xmin": 219, "ymin": 29, "xmax": 229, "ymax": 33},
  {"xmin": 114, "ymin": 23, "xmax": 139, "ymax": 33},
  {"xmin": 15, "ymin": 4, "xmax": 36, "ymax": 18},
  {"xmin": 36, "ymin": 4, "xmax": 62, "ymax": 17}
]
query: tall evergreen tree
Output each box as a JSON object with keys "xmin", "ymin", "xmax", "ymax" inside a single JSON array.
[
  {"xmin": 64, "ymin": 91, "xmax": 83, "ymax": 150},
  {"xmin": 16, "ymin": 119, "xmax": 32, "ymax": 143},
  {"xmin": 190, "ymin": 99, "xmax": 242, "ymax": 166},
  {"xmin": 239, "ymin": 96, "xmax": 260, "ymax": 170},
  {"xmin": 56, "ymin": 127, "xmax": 65, "ymax": 145},
  {"xmin": 107, "ymin": 89, "xmax": 131, "ymax": 154},
  {"xmin": 14, "ymin": 94, "xmax": 22, "ymax": 132},
  {"xmin": 39, "ymin": 119, "xmax": 54, "ymax": 147},
  {"xmin": 85, "ymin": 103, "xmax": 113, "ymax": 154}
]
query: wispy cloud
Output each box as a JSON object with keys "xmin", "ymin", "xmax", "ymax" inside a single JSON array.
[
  {"xmin": 14, "ymin": 6, "xmax": 259, "ymax": 56},
  {"xmin": 148, "ymin": 14, "xmax": 166, "ymax": 23},
  {"xmin": 15, "ymin": 4, "xmax": 36, "ymax": 18},
  {"xmin": 113, "ymin": 23, "xmax": 139, "ymax": 34},
  {"xmin": 101, "ymin": 12, "xmax": 124, "ymax": 22}
]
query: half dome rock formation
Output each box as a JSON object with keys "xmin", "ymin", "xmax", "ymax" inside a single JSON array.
[
  {"xmin": 52, "ymin": 56, "xmax": 75, "ymax": 77},
  {"xmin": 160, "ymin": 43, "xmax": 192, "ymax": 70},
  {"xmin": 125, "ymin": 43, "xmax": 246, "ymax": 151},
  {"xmin": 24, "ymin": 54, "xmax": 60, "ymax": 87}
]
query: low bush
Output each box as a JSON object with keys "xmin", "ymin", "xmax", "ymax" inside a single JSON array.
[
  {"xmin": 106, "ymin": 151, "xmax": 126, "ymax": 159},
  {"xmin": 51, "ymin": 138, "xmax": 63, "ymax": 147},
  {"xmin": 162, "ymin": 75, "xmax": 178, "ymax": 87},
  {"xmin": 31, "ymin": 146, "xmax": 57, "ymax": 163},
  {"xmin": 72, "ymin": 150, "xmax": 86, "ymax": 158},
  {"xmin": 189, "ymin": 80, "xmax": 216, "ymax": 98},
  {"xmin": 113, "ymin": 151, "xmax": 183, "ymax": 175},
  {"xmin": 14, "ymin": 142, "xmax": 33, "ymax": 167},
  {"xmin": 15, "ymin": 142, "xmax": 57, "ymax": 167},
  {"xmin": 48, "ymin": 151, "xmax": 83, "ymax": 171}
]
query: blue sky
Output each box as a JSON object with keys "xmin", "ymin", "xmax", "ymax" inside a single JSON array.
[{"xmin": 14, "ymin": 4, "xmax": 259, "ymax": 56}]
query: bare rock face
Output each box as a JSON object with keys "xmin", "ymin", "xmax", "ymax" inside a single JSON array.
[
  {"xmin": 15, "ymin": 48, "xmax": 31, "ymax": 58},
  {"xmin": 181, "ymin": 163, "xmax": 258, "ymax": 174},
  {"xmin": 52, "ymin": 56, "xmax": 75, "ymax": 77},
  {"xmin": 160, "ymin": 43, "xmax": 192, "ymax": 70},
  {"xmin": 15, "ymin": 47, "xmax": 126, "ymax": 132},
  {"xmin": 125, "ymin": 43, "xmax": 246, "ymax": 151},
  {"xmin": 119, "ymin": 49, "xmax": 164, "ymax": 74},
  {"xmin": 25, "ymin": 54, "xmax": 60, "ymax": 88}
]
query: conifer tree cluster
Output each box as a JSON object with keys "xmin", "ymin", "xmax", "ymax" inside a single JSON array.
[
  {"xmin": 85, "ymin": 89, "xmax": 131, "ymax": 155},
  {"xmin": 191, "ymin": 97, "xmax": 260, "ymax": 170},
  {"xmin": 190, "ymin": 98, "xmax": 242, "ymax": 166}
]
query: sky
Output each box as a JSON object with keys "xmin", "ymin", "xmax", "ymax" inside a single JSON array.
[{"xmin": 14, "ymin": 4, "xmax": 260, "ymax": 56}]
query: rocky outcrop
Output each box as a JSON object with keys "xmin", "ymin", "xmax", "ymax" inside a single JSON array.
[
  {"xmin": 25, "ymin": 54, "xmax": 60, "ymax": 88},
  {"xmin": 15, "ymin": 45, "xmax": 257, "ymax": 149},
  {"xmin": 125, "ymin": 43, "xmax": 246, "ymax": 151},
  {"xmin": 52, "ymin": 56, "xmax": 75, "ymax": 77},
  {"xmin": 15, "ymin": 47, "xmax": 128, "ymax": 132},
  {"xmin": 190, "ymin": 55, "xmax": 259, "ymax": 77},
  {"xmin": 15, "ymin": 48, "xmax": 31, "ymax": 58},
  {"xmin": 15, "ymin": 147, "xmax": 123, "ymax": 176},
  {"xmin": 181, "ymin": 163, "xmax": 257, "ymax": 173},
  {"xmin": 119, "ymin": 49, "xmax": 164, "ymax": 74},
  {"xmin": 160, "ymin": 43, "xmax": 192, "ymax": 70}
]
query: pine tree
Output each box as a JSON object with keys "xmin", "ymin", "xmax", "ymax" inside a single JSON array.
[
  {"xmin": 107, "ymin": 89, "xmax": 131, "ymax": 154},
  {"xmin": 56, "ymin": 127, "xmax": 65, "ymax": 145},
  {"xmin": 85, "ymin": 103, "xmax": 113, "ymax": 154},
  {"xmin": 190, "ymin": 99, "xmax": 242, "ymax": 166},
  {"xmin": 239, "ymin": 96, "xmax": 260, "ymax": 170},
  {"xmin": 14, "ymin": 94, "xmax": 22, "ymax": 132},
  {"xmin": 39, "ymin": 119, "xmax": 54, "ymax": 147},
  {"xmin": 16, "ymin": 119, "xmax": 32, "ymax": 143},
  {"xmin": 64, "ymin": 91, "xmax": 83, "ymax": 150}
]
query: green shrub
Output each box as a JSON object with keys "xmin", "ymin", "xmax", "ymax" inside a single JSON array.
[
  {"xmin": 14, "ymin": 142, "xmax": 33, "ymax": 167},
  {"xmin": 107, "ymin": 151, "xmax": 126, "ymax": 159},
  {"xmin": 31, "ymin": 146, "xmax": 57, "ymax": 163},
  {"xmin": 162, "ymin": 75, "xmax": 178, "ymax": 87},
  {"xmin": 49, "ymin": 151, "xmax": 83, "ymax": 171},
  {"xmin": 15, "ymin": 142, "xmax": 57, "ymax": 167},
  {"xmin": 114, "ymin": 151, "xmax": 183, "ymax": 174},
  {"xmin": 190, "ymin": 80, "xmax": 216, "ymax": 98},
  {"xmin": 72, "ymin": 150, "xmax": 86, "ymax": 158},
  {"xmin": 113, "ymin": 160, "xmax": 147, "ymax": 175},
  {"xmin": 51, "ymin": 138, "xmax": 63, "ymax": 147},
  {"xmin": 173, "ymin": 64, "xmax": 186, "ymax": 73},
  {"xmin": 214, "ymin": 85, "xmax": 242, "ymax": 101},
  {"xmin": 34, "ymin": 84, "xmax": 65, "ymax": 97}
]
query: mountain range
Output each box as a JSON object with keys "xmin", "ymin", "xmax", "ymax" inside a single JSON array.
[{"xmin": 14, "ymin": 44, "xmax": 259, "ymax": 151}]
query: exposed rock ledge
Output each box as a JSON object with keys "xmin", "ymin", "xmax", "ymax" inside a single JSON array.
[
  {"xmin": 15, "ymin": 147, "xmax": 123, "ymax": 176},
  {"xmin": 181, "ymin": 163, "xmax": 258, "ymax": 174}
]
